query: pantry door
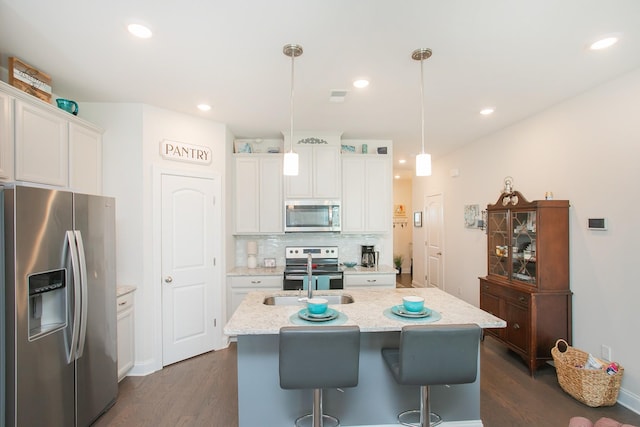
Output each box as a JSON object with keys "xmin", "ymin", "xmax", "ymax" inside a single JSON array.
[{"xmin": 161, "ymin": 173, "xmax": 221, "ymax": 366}]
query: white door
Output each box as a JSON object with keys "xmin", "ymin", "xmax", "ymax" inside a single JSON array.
[
  {"xmin": 424, "ymin": 194, "xmax": 444, "ymax": 290},
  {"xmin": 161, "ymin": 173, "xmax": 221, "ymax": 366}
]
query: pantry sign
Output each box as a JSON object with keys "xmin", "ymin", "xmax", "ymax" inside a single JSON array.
[{"xmin": 160, "ymin": 139, "xmax": 212, "ymax": 165}]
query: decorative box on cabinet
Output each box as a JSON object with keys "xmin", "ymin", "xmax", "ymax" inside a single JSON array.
[
  {"xmin": 233, "ymin": 155, "xmax": 283, "ymax": 234},
  {"xmin": 117, "ymin": 289, "xmax": 135, "ymax": 381},
  {"xmin": 479, "ymin": 190, "xmax": 572, "ymax": 375}
]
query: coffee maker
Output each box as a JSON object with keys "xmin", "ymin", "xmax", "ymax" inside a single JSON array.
[{"xmin": 361, "ymin": 245, "xmax": 376, "ymax": 268}]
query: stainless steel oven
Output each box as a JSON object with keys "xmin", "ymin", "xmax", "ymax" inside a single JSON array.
[{"xmin": 283, "ymin": 246, "xmax": 344, "ymax": 290}]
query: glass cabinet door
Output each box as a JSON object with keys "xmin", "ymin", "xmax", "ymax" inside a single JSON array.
[
  {"xmin": 488, "ymin": 211, "xmax": 508, "ymax": 278},
  {"xmin": 511, "ymin": 209, "xmax": 537, "ymax": 284}
]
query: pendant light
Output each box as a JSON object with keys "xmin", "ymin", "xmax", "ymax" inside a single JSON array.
[
  {"xmin": 413, "ymin": 48, "xmax": 432, "ymax": 177},
  {"xmin": 283, "ymin": 44, "xmax": 303, "ymax": 176}
]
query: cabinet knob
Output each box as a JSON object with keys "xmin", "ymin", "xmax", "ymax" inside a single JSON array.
[
  {"xmin": 519, "ymin": 296, "xmax": 526, "ymax": 302},
  {"xmin": 366, "ymin": 279, "xmax": 377, "ymax": 283},
  {"xmin": 513, "ymin": 323, "xmax": 520, "ymax": 330},
  {"xmin": 164, "ymin": 276, "xmax": 173, "ymax": 283},
  {"xmin": 250, "ymin": 280, "xmax": 262, "ymax": 284}
]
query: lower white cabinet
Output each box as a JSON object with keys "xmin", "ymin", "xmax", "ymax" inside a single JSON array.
[
  {"xmin": 228, "ymin": 275, "xmax": 282, "ymax": 320},
  {"xmin": 117, "ymin": 291, "xmax": 135, "ymax": 381},
  {"xmin": 344, "ymin": 273, "xmax": 396, "ymax": 288}
]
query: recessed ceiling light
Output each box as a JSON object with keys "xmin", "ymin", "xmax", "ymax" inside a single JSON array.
[
  {"xmin": 480, "ymin": 108, "xmax": 494, "ymax": 116},
  {"xmin": 128, "ymin": 23, "xmax": 152, "ymax": 39},
  {"xmin": 353, "ymin": 79, "xmax": 369, "ymax": 89},
  {"xmin": 399, "ymin": 159, "xmax": 406, "ymax": 164},
  {"xmin": 197, "ymin": 104, "xmax": 211, "ymax": 111},
  {"xmin": 394, "ymin": 175, "xmax": 401, "ymax": 179},
  {"xmin": 589, "ymin": 36, "xmax": 619, "ymax": 50}
]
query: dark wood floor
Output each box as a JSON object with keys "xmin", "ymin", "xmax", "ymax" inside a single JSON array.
[{"xmin": 95, "ymin": 336, "xmax": 640, "ymax": 427}]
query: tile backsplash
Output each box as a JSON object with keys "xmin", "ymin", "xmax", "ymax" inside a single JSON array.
[{"xmin": 234, "ymin": 234, "xmax": 389, "ymax": 268}]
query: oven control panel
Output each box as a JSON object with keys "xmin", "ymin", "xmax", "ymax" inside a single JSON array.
[{"xmin": 285, "ymin": 246, "xmax": 338, "ymax": 260}]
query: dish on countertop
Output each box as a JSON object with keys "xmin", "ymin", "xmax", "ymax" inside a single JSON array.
[
  {"xmin": 343, "ymin": 261, "xmax": 357, "ymax": 268},
  {"xmin": 298, "ymin": 308, "xmax": 339, "ymax": 322},
  {"xmin": 390, "ymin": 305, "xmax": 432, "ymax": 318}
]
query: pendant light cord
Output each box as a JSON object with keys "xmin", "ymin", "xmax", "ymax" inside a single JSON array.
[
  {"xmin": 420, "ymin": 55, "xmax": 425, "ymax": 155},
  {"xmin": 289, "ymin": 52, "xmax": 295, "ymax": 154}
]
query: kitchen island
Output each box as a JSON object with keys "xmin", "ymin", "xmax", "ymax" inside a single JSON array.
[{"xmin": 224, "ymin": 287, "xmax": 506, "ymax": 427}]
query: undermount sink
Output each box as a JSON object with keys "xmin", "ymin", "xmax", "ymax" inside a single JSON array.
[{"xmin": 263, "ymin": 294, "xmax": 354, "ymax": 306}]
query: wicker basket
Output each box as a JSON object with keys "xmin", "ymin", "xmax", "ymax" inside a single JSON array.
[{"xmin": 551, "ymin": 339, "xmax": 624, "ymax": 407}]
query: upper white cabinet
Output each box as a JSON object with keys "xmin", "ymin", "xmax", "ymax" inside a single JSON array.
[
  {"xmin": 234, "ymin": 154, "xmax": 283, "ymax": 234},
  {"xmin": 14, "ymin": 99, "xmax": 69, "ymax": 187},
  {"xmin": 0, "ymin": 90, "xmax": 13, "ymax": 180},
  {"xmin": 2, "ymin": 81, "xmax": 103, "ymax": 194},
  {"xmin": 284, "ymin": 132, "xmax": 342, "ymax": 199},
  {"xmin": 342, "ymin": 155, "xmax": 391, "ymax": 233},
  {"xmin": 69, "ymin": 122, "xmax": 102, "ymax": 194}
]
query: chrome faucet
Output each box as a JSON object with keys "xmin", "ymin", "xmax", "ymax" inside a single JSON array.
[{"xmin": 307, "ymin": 253, "xmax": 313, "ymax": 300}]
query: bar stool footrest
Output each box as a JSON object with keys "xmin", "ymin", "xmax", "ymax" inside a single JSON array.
[
  {"xmin": 398, "ymin": 409, "xmax": 442, "ymax": 427},
  {"xmin": 295, "ymin": 413, "xmax": 340, "ymax": 427}
]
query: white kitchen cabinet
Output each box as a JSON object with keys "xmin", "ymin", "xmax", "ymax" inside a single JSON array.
[
  {"xmin": 234, "ymin": 155, "xmax": 283, "ymax": 234},
  {"xmin": 341, "ymin": 155, "xmax": 391, "ymax": 233},
  {"xmin": 0, "ymin": 90, "xmax": 13, "ymax": 180},
  {"xmin": 69, "ymin": 122, "xmax": 102, "ymax": 194},
  {"xmin": 14, "ymin": 99, "xmax": 69, "ymax": 187},
  {"xmin": 344, "ymin": 273, "xmax": 396, "ymax": 288},
  {"xmin": 117, "ymin": 291, "xmax": 135, "ymax": 381},
  {"xmin": 284, "ymin": 143, "xmax": 341, "ymax": 199},
  {"xmin": 4, "ymin": 80, "xmax": 103, "ymax": 194},
  {"xmin": 228, "ymin": 275, "xmax": 281, "ymax": 320}
]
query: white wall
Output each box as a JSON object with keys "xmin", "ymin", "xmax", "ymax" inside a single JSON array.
[
  {"xmin": 413, "ymin": 67, "xmax": 640, "ymax": 411},
  {"xmin": 80, "ymin": 102, "xmax": 229, "ymax": 375}
]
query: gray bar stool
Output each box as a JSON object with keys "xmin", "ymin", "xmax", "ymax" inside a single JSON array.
[
  {"xmin": 279, "ymin": 325, "xmax": 361, "ymax": 427},
  {"xmin": 381, "ymin": 324, "xmax": 481, "ymax": 427}
]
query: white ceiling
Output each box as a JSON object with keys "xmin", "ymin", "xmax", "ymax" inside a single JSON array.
[{"xmin": 1, "ymin": 0, "xmax": 639, "ymax": 178}]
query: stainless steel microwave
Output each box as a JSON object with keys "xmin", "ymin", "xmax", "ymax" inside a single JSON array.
[{"xmin": 284, "ymin": 200, "xmax": 341, "ymax": 232}]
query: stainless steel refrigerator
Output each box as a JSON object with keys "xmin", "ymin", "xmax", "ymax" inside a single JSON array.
[{"xmin": 1, "ymin": 184, "xmax": 117, "ymax": 427}]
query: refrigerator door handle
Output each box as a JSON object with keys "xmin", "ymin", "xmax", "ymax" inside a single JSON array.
[
  {"xmin": 75, "ymin": 230, "xmax": 89, "ymax": 358},
  {"xmin": 66, "ymin": 230, "xmax": 82, "ymax": 364}
]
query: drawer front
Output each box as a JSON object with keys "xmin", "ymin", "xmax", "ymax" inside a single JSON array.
[
  {"xmin": 503, "ymin": 287, "xmax": 530, "ymax": 308},
  {"xmin": 345, "ymin": 273, "xmax": 396, "ymax": 287},
  {"xmin": 229, "ymin": 275, "xmax": 283, "ymax": 289},
  {"xmin": 480, "ymin": 290, "xmax": 501, "ymax": 318},
  {"xmin": 117, "ymin": 292, "xmax": 134, "ymax": 313}
]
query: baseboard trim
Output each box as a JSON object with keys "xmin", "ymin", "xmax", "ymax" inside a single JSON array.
[{"xmin": 618, "ymin": 387, "xmax": 640, "ymax": 415}]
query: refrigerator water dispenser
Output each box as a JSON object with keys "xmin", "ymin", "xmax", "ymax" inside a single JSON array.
[{"xmin": 28, "ymin": 269, "xmax": 67, "ymax": 340}]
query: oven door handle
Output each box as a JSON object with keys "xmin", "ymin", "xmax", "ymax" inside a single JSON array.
[{"xmin": 285, "ymin": 274, "xmax": 343, "ymax": 280}]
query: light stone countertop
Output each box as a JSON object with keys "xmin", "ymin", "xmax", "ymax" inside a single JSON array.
[
  {"xmin": 227, "ymin": 264, "xmax": 396, "ymax": 276},
  {"xmin": 224, "ymin": 287, "xmax": 506, "ymax": 336}
]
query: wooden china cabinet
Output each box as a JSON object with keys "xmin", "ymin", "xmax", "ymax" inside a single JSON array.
[{"xmin": 480, "ymin": 190, "xmax": 572, "ymax": 375}]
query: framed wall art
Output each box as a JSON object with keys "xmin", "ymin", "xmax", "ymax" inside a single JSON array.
[{"xmin": 413, "ymin": 211, "xmax": 422, "ymax": 227}]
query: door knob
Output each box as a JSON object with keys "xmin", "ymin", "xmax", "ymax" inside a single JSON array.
[
  {"xmin": 165, "ymin": 276, "xmax": 173, "ymax": 283},
  {"xmin": 437, "ymin": 252, "xmax": 442, "ymax": 255}
]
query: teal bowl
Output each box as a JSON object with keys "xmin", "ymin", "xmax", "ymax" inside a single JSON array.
[
  {"xmin": 343, "ymin": 261, "xmax": 357, "ymax": 268},
  {"xmin": 402, "ymin": 296, "xmax": 425, "ymax": 312},
  {"xmin": 307, "ymin": 298, "xmax": 328, "ymax": 315}
]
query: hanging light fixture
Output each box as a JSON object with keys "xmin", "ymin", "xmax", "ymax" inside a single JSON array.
[
  {"xmin": 283, "ymin": 43, "xmax": 303, "ymax": 176},
  {"xmin": 413, "ymin": 48, "xmax": 432, "ymax": 176}
]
